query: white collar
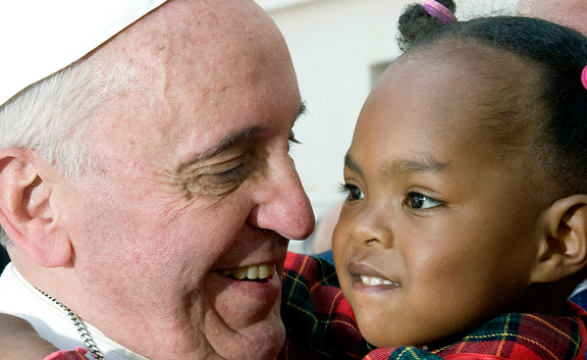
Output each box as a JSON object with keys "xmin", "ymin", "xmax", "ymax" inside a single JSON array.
[{"xmin": 0, "ymin": 263, "xmax": 148, "ymax": 360}]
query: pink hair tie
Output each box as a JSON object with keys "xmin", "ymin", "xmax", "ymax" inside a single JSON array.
[
  {"xmin": 423, "ymin": 0, "xmax": 457, "ymax": 25},
  {"xmin": 582, "ymin": 66, "xmax": 587, "ymax": 91}
]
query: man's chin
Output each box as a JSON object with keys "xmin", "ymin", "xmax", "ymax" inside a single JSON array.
[
  {"xmin": 203, "ymin": 270, "xmax": 286, "ymax": 359},
  {"xmin": 208, "ymin": 311, "xmax": 286, "ymax": 360}
]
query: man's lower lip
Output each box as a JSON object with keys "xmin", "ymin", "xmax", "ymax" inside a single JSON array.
[{"xmin": 224, "ymin": 274, "xmax": 273, "ymax": 284}]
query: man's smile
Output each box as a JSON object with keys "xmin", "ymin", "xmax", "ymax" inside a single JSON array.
[{"xmin": 219, "ymin": 264, "xmax": 276, "ymax": 283}]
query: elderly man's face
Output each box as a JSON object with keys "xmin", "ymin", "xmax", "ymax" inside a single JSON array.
[{"xmin": 49, "ymin": 1, "xmax": 314, "ymax": 359}]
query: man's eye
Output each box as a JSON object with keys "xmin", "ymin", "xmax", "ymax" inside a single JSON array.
[
  {"xmin": 214, "ymin": 163, "xmax": 247, "ymax": 182},
  {"xmin": 187, "ymin": 163, "xmax": 249, "ymax": 198},
  {"xmin": 407, "ymin": 192, "xmax": 443, "ymax": 210},
  {"xmin": 287, "ymin": 130, "xmax": 300, "ymax": 153},
  {"xmin": 340, "ymin": 183, "xmax": 365, "ymax": 201}
]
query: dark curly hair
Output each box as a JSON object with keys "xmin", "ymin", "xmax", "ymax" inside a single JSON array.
[{"xmin": 395, "ymin": 0, "xmax": 587, "ymax": 195}]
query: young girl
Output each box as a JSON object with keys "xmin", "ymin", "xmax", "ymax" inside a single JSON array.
[
  {"xmin": 4, "ymin": 1, "xmax": 587, "ymax": 359},
  {"xmin": 283, "ymin": 1, "xmax": 587, "ymax": 359}
]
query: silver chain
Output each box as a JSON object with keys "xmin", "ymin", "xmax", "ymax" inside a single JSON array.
[{"xmin": 38, "ymin": 289, "xmax": 105, "ymax": 360}]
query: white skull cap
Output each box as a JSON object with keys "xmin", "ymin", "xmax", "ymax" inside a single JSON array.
[{"xmin": 0, "ymin": 0, "xmax": 168, "ymax": 107}]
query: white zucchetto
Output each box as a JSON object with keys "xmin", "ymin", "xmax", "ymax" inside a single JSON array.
[{"xmin": 0, "ymin": 0, "xmax": 168, "ymax": 107}]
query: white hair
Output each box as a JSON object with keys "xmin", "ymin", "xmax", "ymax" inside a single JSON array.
[{"xmin": 0, "ymin": 59, "xmax": 122, "ymax": 246}]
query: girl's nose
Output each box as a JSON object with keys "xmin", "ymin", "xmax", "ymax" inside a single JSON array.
[{"xmin": 340, "ymin": 204, "xmax": 394, "ymax": 249}]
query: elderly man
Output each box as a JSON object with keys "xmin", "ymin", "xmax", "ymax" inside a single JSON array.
[{"xmin": 0, "ymin": 0, "xmax": 318, "ymax": 359}]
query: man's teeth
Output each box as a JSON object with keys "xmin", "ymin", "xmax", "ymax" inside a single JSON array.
[
  {"xmin": 223, "ymin": 264, "xmax": 276, "ymax": 280},
  {"xmin": 360, "ymin": 275, "xmax": 398, "ymax": 287}
]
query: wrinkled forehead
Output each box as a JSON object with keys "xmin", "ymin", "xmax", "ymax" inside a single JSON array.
[
  {"xmin": 93, "ymin": 0, "xmax": 288, "ymax": 88},
  {"xmin": 86, "ymin": 0, "xmax": 298, "ymax": 159}
]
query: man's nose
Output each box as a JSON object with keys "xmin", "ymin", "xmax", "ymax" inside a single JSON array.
[{"xmin": 247, "ymin": 156, "xmax": 315, "ymax": 240}]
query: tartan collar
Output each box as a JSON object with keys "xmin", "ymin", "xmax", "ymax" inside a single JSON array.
[{"xmin": 369, "ymin": 302, "xmax": 587, "ymax": 360}]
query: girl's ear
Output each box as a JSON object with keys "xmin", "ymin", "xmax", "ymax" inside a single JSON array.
[
  {"xmin": 0, "ymin": 149, "xmax": 71, "ymax": 268},
  {"xmin": 531, "ymin": 194, "xmax": 587, "ymax": 283}
]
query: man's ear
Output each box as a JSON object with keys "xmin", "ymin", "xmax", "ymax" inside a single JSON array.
[
  {"xmin": 0, "ymin": 149, "xmax": 71, "ymax": 268},
  {"xmin": 532, "ymin": 194, "xmax": 587, "ymax": 283}
]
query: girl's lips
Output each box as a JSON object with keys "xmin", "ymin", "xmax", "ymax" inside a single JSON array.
[
  {"xmin": 348, "ymin": 261, "xmax": 392, "ymax": 279},
  {"xmin": 347, "ymin": 261, "xmax": 401, "ymax": 290}
]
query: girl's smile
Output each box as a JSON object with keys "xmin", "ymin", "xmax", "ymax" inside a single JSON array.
[
  {"xmin": 348, "ymin": 260, "xmax": 401, "ymax": 293},
  {"xmin": 332, "ymin": 48, "xmax": 552, "ymax": 349}
]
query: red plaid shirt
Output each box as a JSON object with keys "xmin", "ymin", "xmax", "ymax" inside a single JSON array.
[{"xmin": 279, "ymin": 252, "xmax": 587, "ymax": 360}]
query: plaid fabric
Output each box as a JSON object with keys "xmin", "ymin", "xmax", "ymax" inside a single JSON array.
[
  {"xmin": 367, "ymin": 304, "xmax": 587, "ymax": 360},
  {"xmin": 278, "ymin": 252, "xmax": 375, "ymax": 360},
  {"xmin": 279, "ymin": 252, "xmax": 587, "ymax": 360},
  {"xmin": 45, "ymin": 348, "xmax": 89, "ymax": 360}
]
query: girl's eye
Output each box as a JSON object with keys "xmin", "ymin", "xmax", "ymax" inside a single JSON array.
[
  {"xmin": 340, "ymin": 183, "xmax": 365, "ymax": 201},
  {"xmin": 407, "ymin": 192, "xmax": 443, "ymax": 210}
]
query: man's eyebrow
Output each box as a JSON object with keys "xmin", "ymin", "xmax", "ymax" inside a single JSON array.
[
  {"xmin": 298, "ymin": 101, "xmax": 308, "ymax": 118},
  {"xmin": 290, "ymin": 101, "xmax": 308, "ymax": 129},
  {"xmin": 179, "ymin": 102, "xmax": 305, "ymax": 173},
  {"xmin": 177, "ymin": 126, "xmax": 262, "ymax": 172}
]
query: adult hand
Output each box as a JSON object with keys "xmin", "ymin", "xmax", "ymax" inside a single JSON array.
[{"xmin": 0, "ymin": 313, "xmax": 58, "ymax": 360}]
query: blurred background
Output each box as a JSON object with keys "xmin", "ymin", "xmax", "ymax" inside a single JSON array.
[{"xmin": 255, "ymin": 0, "xmax": 519, "ymax": 253}]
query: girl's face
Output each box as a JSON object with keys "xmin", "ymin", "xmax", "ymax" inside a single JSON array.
[{"xmin": 333, "ymin": 54, "xmax": 547, "ymax": 348}]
